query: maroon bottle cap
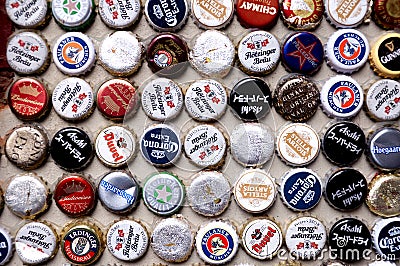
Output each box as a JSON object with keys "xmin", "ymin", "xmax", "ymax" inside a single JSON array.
[
  {"xmin": 146, "ymin": 33, "xmax": 189, "ymax": 74},
  {"xmin": 236, "ymin": 0, "xmax": 279, "ymax": 29},
  {"xmin": 373, "ymin": 0, "xmax": 400, "ymax": 29}
]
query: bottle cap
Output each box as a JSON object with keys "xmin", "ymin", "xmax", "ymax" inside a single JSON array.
[
  {"xmin": 52, "ymin": 0, "xmax": 96, "ymax": 31},
  {"xmin": 146, "ymin": 33, "xmax": 188, "ymax": 74},
  {"xmin": 281, "ymin": 32, "xmax": 324, "ymax": 75},
  {"xmin": 321, "ymin": 121, "xmax": 365, "ymax": 166},
  {"xmin": 8, "ymin": 78, "xmax": 50, "ymax": 121},
  {"xmin": 95, "ymin": 125, "xmax": 137, "ymax": 168},
  {"xmin": 233, "ymin": 169, "xmax": 276, "ymax": 213},
  {"xmin": 281, "ymin": 0, "xmax": 324, "ymax": 30},
  {"xmin": 99, "ymin": 31, "xmax": 143, "ymax": 76},
  {"xmin": 5, "ymin": 123, "xmax": 49, "ymax": 170},
  {"xmin": 106, "ymin": 219, "xmax": 149, "ymax": 261},
  {"xmin": 140, "ymin": 124, "xmax": 181, "ymax": 167},
  {"xmin": 369, "ymin": 33, "xmax": 400, "ymax": 79},
  {"xmin": 6, "ymin": 0, "xmax": 48, "ymax": 28},
  {"xmin": 280, "ymin": 168, "xmax": 322, "ymax": 211},
  {"xmin": 183, "ymin": 125, "xmax": 227, "ymax": 168},
  {"xmin": 187, "ymin": 171, "xmax": 231, "ymax": 216},
  {"xmin": 61, "ymin": 221, "xmax": 105, "ymax": 265},
  {"xmin": 5, "ymin": 172, "xmax": 50, "ymax": 218},
  {"xmin": 50, "ymin": 127, "xmax": 94, "ymax": 171},
  {"xmin": 366, "ymin": 79, "xmax": 400, "ymax": 121},
  {"xmin": 366, "ymin": 172, "xmax": 400, "ymax": 217},
  {"xmin": 189, "ymin": 30, "xmax": 234, "ymax": 78},
  {"xmin": 195, "ymin": 219, "xmax": 239, "ymax": 264},
  {"xmin": 98, "ymin": 0, "xmax": 140, "ymax": 28},
  {"xmin": 52, "ymin": 32, "xmax": 96, "ymax": 76},
  {"xmin": 229, "ymin": 77, "xmax": 272, "ymax": 121},
  {"xmin": 273, "ymin": 74, "xmax": 320, "ymax": 122},
  {"xmin": 141, "ymin": 78, "xmax": 184, "ymax": 121},
  {"xmin": 185, "ymin": 79, "xmax": 227, "ymax": 122},
  {"xmin": 285, "ymin": 215, "xmax": 327, "ymax": 260},
  {"xmin": 54, "ymin": 173, "xmax": 96, "ymax": 217},
  {"xmin": 151, "ymin": 216, "xmax": 194, "ymax": 262},
  {"xmin": 0, "ymin": 226, "xmax": 13, "ymax": 265},
  {"xmin": 236, "ymin": 0, "xmax": 278, "ymax": 28},
  {"xmin": 7, "ymin": 31, "xmax": 50, "ymax": 75},
  {"xmin": 98, "ymin": 170, "xmax": 140, "ymax": 214},
  {"xmin": 142, "ymin": 171, "xmax": 185, "ymax": 215},
  {"xmin": 325, "ymin": 0, "xmax": 370, "ymax": 28},
  {"xmin": 237, "ymin": 30, "xmax": 280, "ymax": 75},
  {"xmin": 276, "ymin": 123, "xmax": 320, "ymax": 167},
  {"xmin": 371, "ymin": 217, "xmax": 400, "ymax": 260},
  {"xmin": 328, "ymin": 217, "xmax": 371, "ymax": 262},
  {"xmin": 230, "ymin": 123, "xmax": 274, "ymax": 167},
  {"xmin": 15, "ymin": 221, "xmax": 59, "ymax": 264},
  {"xmin": 52, "ymin": 77, "xmax": 95, "ymax": 121},
  {"xmin": 372, "ymin": 0, "xmax": 400, "ymax": 29},
  {"xmin": 191, "ymin": 0, "xmax": 234, "ymax": 29},
  {"xmin": 144, "ymin": 0, "xmax": 189, "ymax": 31},
  {"xmin": 325, "ymin": 168, "xmax": 368, "ymax": 211},
  {"xmin": 96, "ymin": 79, "xmax": 139, "ymax": 121},
  {"xmin": 320, "ymin": 75, "xmax": 363, "ymax": 119},
  {"xmin": 366, "ymin": 126, "xmax": 400, "ymax": 171},
  {"xmin": 325, "ymin": 29, "xmax": 370, "ymax": 74}
]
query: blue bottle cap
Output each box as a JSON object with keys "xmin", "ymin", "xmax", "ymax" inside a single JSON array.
[
  {"xmin": 280, "ymin": 168, "xmax": 322, "ymax": 211},
  {"xmin": 282, "ymin": 32, "xmax": 324, "ymax": 75},
  {"xmin": 0, "ymin": 226, "xmax": 13, "ymax": 265},
  {"xmin": 144, "ymin": 0, "xmax": 189, "ymax": 31}
]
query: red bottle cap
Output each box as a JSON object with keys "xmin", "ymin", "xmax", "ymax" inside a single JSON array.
[
  {"xmin": 373, "ymin": 0, "xmax": 400, "ymax": 29},
  {"xmin": 96, "ymin": 79, "xmax": 139, "ymax": 121},
  {"xmin": 236, "ymin": 0, "xmax": 279, "ymax": 29},
  {"xmin": 54, "ymin": 174, "xmax": 96, "ymax": 217},
  {"xmin": 8, "ymin": 78, "xmax": 50, "ymax": 121}
]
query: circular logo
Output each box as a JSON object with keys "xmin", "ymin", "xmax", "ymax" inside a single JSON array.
[
  {"xmin": 333, "ymin": 86, "xmax": 355, "ymax": 108},
  {"xmin": 57, "ymin": 37, "xmax": 89, "ymax": 69},
  {"xmin": 328, "ymin": 81, "xmax": 360, "ymax": 113},
  {"xmin": 154, "ymin": 50, "xmax": 173, "ymax": 67},
  {"xmin": 334, "ymin": 33, "xmax": 366, "ymax": 65},
  {"xmin": 62, "ymin": 227, "xmax": 100, "ymax": 264},
  {"xmin": 339, "ymin": 38, "xmax": 361, "ymax": 60},
  {"xmin": 201, "ymin": 229, "xmax": 234, "ymax": 260}
]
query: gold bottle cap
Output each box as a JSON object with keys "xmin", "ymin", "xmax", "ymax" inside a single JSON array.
[{"xmin": 369, "ymin": 33, "xmax": 400, "ymax": 79}]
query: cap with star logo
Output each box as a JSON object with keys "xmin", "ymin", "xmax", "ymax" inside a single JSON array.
[
  {"xmin": 281, "ymin": 32, "xmax": 324, "ymax": 75},
  {"xmin": 52, "ymin": 0, "xmax": 96, "ymax": 31},
  {"xmin": 142, "ymin": 171, "xmax": 185, "ymax": 216}
]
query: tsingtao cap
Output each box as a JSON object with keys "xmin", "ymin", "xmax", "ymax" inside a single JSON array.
[
  {"xmin": 0, "ymin": 226, "xmax": 13, "ymax": 265},
  {"xmin": 366, "ymin": 79, "xmax": 400, "ymax": 121},
  {"xmin": 141, "ymin": 78, "xmax": 183, "ymax": 121},
  {"xmin": 373, "ymin": 0, "xmax": 400, "ymax": 29},
  {"xmin": 191, "ymin": 0, "xmax": 234, "ymax": 29},
  {"xmin": 15, "ymin": 221, "xmax": 58, "ymax": 265},
  {"xmin": 276, "ymin": 123, "xmax": 320, "ymax": 167},
  {"xmin": 366, "ymin": 172, "xmax": 400, "ymax": 217},
  {"xmin": 50, "ymin": 127, "xmax": 94, "ymax": 171},
  {"xmin": 195, "ymin": 220, "xmax": 239, "ymax": 264},
  {"xmin": 280, "ymin": 168, "xmax": 322, "ymax": 211},
  {"xmin": 322, "ymin": 121, "xmax": 366, "ymax": 166},
  {"xmin": 281, "ymin": 0, "xmax": 324, "ymax": 30},
  {"xmin": 98, "ymin": 0, "xmax": 140, "ymax": 28},
  {"xmin": 97, "ymin": 79, "xmax": 139, "ymax": 121},
  {"xmin": 372, "ymin": 217, "xmax": 400, "ymax": 260},
  {"xmin": 54, "ymin": 173, "xmax": 96, "ymax": 216},
  {"xmin": 5, "ymin": 173, "xmax": 50, "ymax": 218},
  {"xmin": 142, "ymin": 172, "xmax": 185, "ymax": 215},
  {"xmin": 369, "ymin": 33, "xmax": 400, "ymax": 79},
  {"xmin": 285, "ymin": 216, "xmax": 327, "ymax": 260},
  {"xmin": 95, "ymin": 125, "xmax": 136, "ymax": 168},
  {"xmin": 273, "ymin": 74, "xmax": 320, "ymax": 122},
  {"xmin": 52, "ymin": 78, "xmax": 95, "ymax": 121},
  {"xmin": 98, "ymin": 171, "xmax": 140, "ymax": 214},
  {"xmin": 189, "ymin": 30, "xmax": 235, "ymax": 78},
  {"xmin": 6, "ymin": 0, "xmax": 48, "ymax": 28},
  {"xmin": 237, "ymin": 31, "xmax": 280, "ymax": 75},
  {"xmin": 53, "ymin": 32, "xmax": 96, "ymax": 76},
  {"xmin": 325, "ymin": 29, "xmax": 370, "ymax": 74},
  {"xmin": 229, "ymin": 77, "xmax": 272, "ymax": 121},
  {"xmin": 366, "ymin": 126, "xmax": 400, "ymax": 171},
  {"xmin": 7, "ymin": 32, "xmax": 50, "ymax": 75},
  {"xmin": 236, "ymin": 0, "xmax": 278, "ymax": 28},
  {"xmin": 106, "ymin": 219, "xmax": 149, "ymax": 261},
  {"xmin": 5, "ymin": 123, "xmax": 49, "ymax": 170},
  {"xmin": 8, "ymin": 78, "xmax": 50, "ymax": 121},
  {"xmin": 325, "ymin": 0, "xmax": 370, "ymax": 28},
  {"xmin": 99, "ymin": 31, "xmax": 143, "ymax": 76},
  {"xmin": 281, "ymin": 32, "xmax": 324, "ymax": 75},
  {"xmin": 52, "ymin": 0, "xmax": 96, "ymax": 31},
  {"xmin": 325, "ymin": 168, "xmax": 368, "ymax": 211},
  {"xmin": 144, "ymin": 0, "xmax": 189, "ymax": 31},
  {"xmin": 187, "ymin": 171, "xmax": 231, "ymax": 216},
  {"xmin": 320, "ymin": 75, "xmax": 363, "ymax": 119}
]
